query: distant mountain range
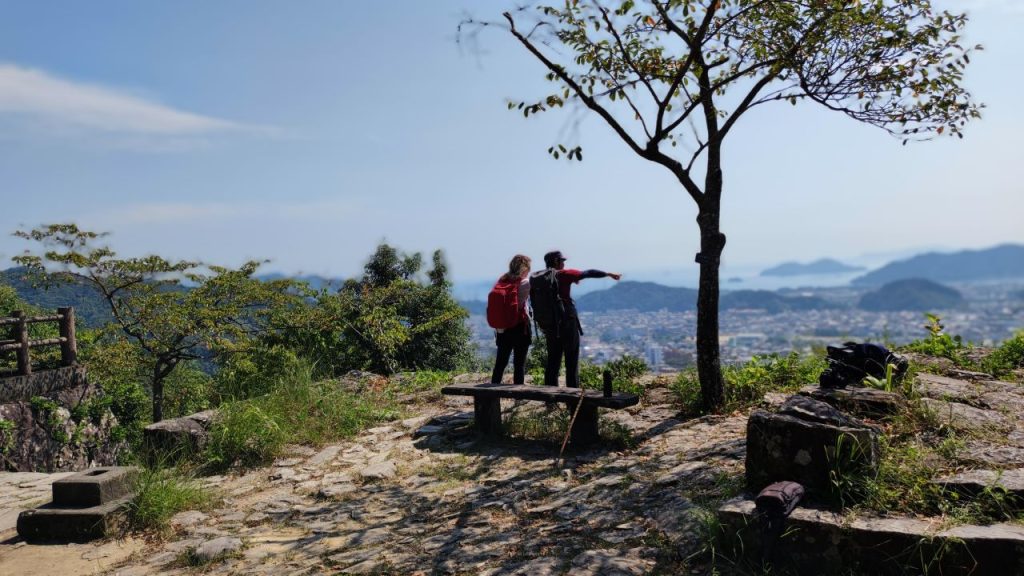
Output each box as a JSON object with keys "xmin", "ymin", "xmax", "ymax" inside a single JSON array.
[
  {"xmin": 575, "ymin": 281, "xmax": 840, "ymax": 313},
  {"xmin": 761, "ymin": 258, "xmax": 864, "ymax": 277},
  {"xmin": 463, "ymin": 276, "xmax": 981, "ymax": 314},
  {"xmin": 257, "ymin": 273, "xmax": 342, "ymax": 291},
  {"xmin": 577, "ymin": 282, "xmax": 697, "ymax": 312},
  {"xmin": 1, "ymin": 268, "xmax": 345, "ymax": 329},
  {"xmin": 853, "ymin": 244, "xmax": 1024, "ymax": 285},
  {"xmin": 0, "ymin": 267, "xmax": 112, "ymax": 328},
  {"xmin": 858, "ymin": 278, "xmax": 964, "ymax": 311}
]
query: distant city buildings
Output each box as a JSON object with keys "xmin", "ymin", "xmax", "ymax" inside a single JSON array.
[
  {"xmin": 468, "ymin": 282, "xmax": 1024, "ymax": 367},
  {"xmin": 644, "ymin": 342, "xmax": 663, "ymax": 370}
]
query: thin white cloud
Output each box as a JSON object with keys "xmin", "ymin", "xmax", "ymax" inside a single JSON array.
[
  {"xmin": 0, "ymin": 64, "xmax": 243, "ymax": 135},
  {"xmin": 82, "ymin": 198, "xmax": 368, "ymax": 227}
]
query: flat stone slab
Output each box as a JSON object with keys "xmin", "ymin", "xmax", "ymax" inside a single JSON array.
[
  {"xmin": 935, "ymin": 468, "xmax": 1024, "ymax": 501},
  {"xmin": 915, "ymin": 373, "xmax": 1024, "ymax": 414},
  {"xmin": 193, "ymin": 536, "xmax": 243, "ymax": 563},
  {"xmin": 570, "ymin": 547, "xmax": 656, "ymax": 575},
  {"xmin": 17, "ymin": 495, "xmax": 132, "ymax": 542},
  {"xmin": 920, "ymin": 398, "xmax": 1010, "ymax": 432},
  {"xmin": 718, "ymin": 498, "xmax": 1024, "ymax": 575},
  {"xmin": 52, "ymin": 466, "xmax": 139, "ymax": 507},
  {"xmin": 916, "ymin": 373, "xmax": 986, "ymax": 405},
  {"xmin": 143, "ymin": 409, "xmax": 218, "ymax": 456},
  {"xmin": 799, "ymin": 385, "xmax": 906, "ymax": 418},
  {"xmin": 360, "ymin": 461, "xmax": 397, "ymax": 480}
]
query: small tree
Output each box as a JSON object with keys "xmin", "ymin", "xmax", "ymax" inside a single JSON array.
[
  {"xmin": 467, "ymin": 0, "xmax": 981, "ymax": 410},
  {"xmin": 269, "ymin": 244, "xmax": 472, "ymax": 376},
  {"xmin": 14, "ymin": 224, "xmax": 298, "ymax": 422}
]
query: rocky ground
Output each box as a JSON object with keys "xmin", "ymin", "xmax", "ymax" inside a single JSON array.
[
  {"xmin": 2, "ymin": 376, "xmax": 748, "ymax": 575},
  {"xmin": 3, "ymin": 365, "xmax": 1024, "ymax": 575}
]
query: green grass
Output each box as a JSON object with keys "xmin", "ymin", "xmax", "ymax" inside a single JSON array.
[
  {"xmin": 129, "ymin": 466, "xmax": 216, "ymax": 534},
  {"xmin": 503, "ymin": 403, "xmax": 637, "ymax": 449},
  {"xmin": 202, "ymin": 360, "xmax": 402, "ymax": 470},
  {"xmin": 982, "ymin": 330, "xmax": 1024, "ymax": 379},
  {"xmin": 823, "ymin": 394, "xmax": 1024, "ymax": 526},
  {"xmin": 579, "ymin": 354, "xmax": 649, "ymax": 395},
  {"xmin": 901, "ymin": 313, "xmax": 976, "ymax": 369},
  {"xmin": 391, "ymin": 370, "xmax": 454, "ymax": 398},
  {"xmin": 671, "ymin": 352, "xmax": 825, "ymax": 415},
  {"xmin": 204, "ymin": 402, "xmax": 285, "ymax": 470},
  {"xmin": 504, "ymin": 404, "xmax": 570, "ymax": 442}
]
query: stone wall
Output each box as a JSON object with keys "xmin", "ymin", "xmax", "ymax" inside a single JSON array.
[
  {"xmin": 0, "ymin": 365, "xmax": 89, "ymax": 404},
  {"xmin": 0, "ymin": 366, "xmax": 127, "ymax": 472}
]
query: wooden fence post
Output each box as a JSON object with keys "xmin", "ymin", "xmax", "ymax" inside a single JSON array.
[
  {"xmin": 14, "ymin": 311, "xmax": 31, "ymax": 376},
  {"xmin": 58, "ymin": 307, "xmax": 77, "ymax": 366}
]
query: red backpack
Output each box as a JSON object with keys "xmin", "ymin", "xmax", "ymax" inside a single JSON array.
[{"xmin": 486, "ymin": 277, "xmax": 522, "ymax": 330}]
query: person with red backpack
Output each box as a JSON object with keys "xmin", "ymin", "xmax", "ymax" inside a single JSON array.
[
  {"xmin": 487, "ymin": 254, "xmax": 533, "ymax": 384},
  {"xmin": 531, "ymin": 250, "xmax": 621, "ymax": 388}
]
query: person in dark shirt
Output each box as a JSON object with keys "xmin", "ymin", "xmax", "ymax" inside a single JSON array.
[{"xmin": 541, "ymin": 250, "xmax": 621, "ymax": 388}]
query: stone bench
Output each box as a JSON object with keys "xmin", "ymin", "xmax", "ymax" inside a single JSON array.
[{"xmin": 440, "ymin": 382, "xmax": 639, "ymax": 445}]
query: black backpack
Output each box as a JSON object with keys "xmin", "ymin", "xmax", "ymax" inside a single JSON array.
[
  {"xmin": 529, "ymin": 269, "xmax": 564, "ymax": 333},
  {"xmin": 819, "ymin": 341, "xmax": 908, "ymax": 389}
]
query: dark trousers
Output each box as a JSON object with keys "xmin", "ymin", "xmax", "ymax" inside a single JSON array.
[
  {"xmin": 491, "ymin": 323, "xmax": 531, "ymax": 384},
  {"xmin": 544, "ymin": 316, "xmax": 581, "ymax": 388}
]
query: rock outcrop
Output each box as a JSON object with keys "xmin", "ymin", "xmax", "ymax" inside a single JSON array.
[
  {"xmin": 745, "ymin": 395, "xmax": 879, "ymax": 496},
  {"xmin": 0, "ymin": 369, "xmax": 126, "ymax": 472}
]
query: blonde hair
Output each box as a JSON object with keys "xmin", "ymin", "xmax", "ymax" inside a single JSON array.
[{"xmin": 503, "ymin": 254, "xmax": 531, "ymax": 281}]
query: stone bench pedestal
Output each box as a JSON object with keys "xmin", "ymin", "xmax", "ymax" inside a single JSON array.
[{"xmin": 17, "ymin": 466, "xmax": 139, "ymax": 542}]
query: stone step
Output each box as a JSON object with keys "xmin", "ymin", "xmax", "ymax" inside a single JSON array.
[
  {"xmin": 718, "ymin": 498, "xmax": 1024, "ymax": 576},
  {"xmin": 51, "ymin": 466, "xmax": 139, "ymax": 507},
  {"xmin": 935, "ymin": 468, "xmax": 1024, "ymax": 504},
  {"xmin": 17, "ymin": 495, "xmax": 133, "ymax": 543}
]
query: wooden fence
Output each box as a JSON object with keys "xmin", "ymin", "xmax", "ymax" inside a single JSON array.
[{"xmin": 0, "ymin": 307, "xmax": 77, "ymax": 376}]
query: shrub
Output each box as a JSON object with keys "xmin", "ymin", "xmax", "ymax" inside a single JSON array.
[
  {"xmin": 606, "ymin": 354, "xmax": 649, "ymax": 380},
  {"xmin": 0, "ymin": 418, "xmax": 15, "ymax": 455},
  {"xmin": 214, "ymin": 344, "xmax": 305, "ymax": 402},
  {"xmin": 77, "ymin": 336, "xmax": 150, "ymax": 451},
  {"xmin": 579, "ymin": 354, "xmax": 649, "ymax": 395},
  {"xmin": 983, "ymin": 331, "xmax": 1024, "ymax": 378},
  {"xmin": 672, "ymin": 352, "xmax": 825, "ymax": 414},
  {"xmin": 903, "ymin": 313, "xmax": 970, "ymax": 366},
  {"xmin": 162, "ymin": 364, "xmax": 214, "ymax": 419},
  {"xmin": 268, "ymin": 244, "xmax": 473, "ymax": 377},
  {"xmin": 204, "ymin": 402, "xmax": 284, "ymax": 470}
]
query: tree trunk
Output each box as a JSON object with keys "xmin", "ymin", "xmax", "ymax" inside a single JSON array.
[
  {"xmin": 151, "ymin": 359, "xmax": 172, "ymax": 423},
  {"xmin": 696, "ymin": 167, "xmax": 726, "ymax": 412},
  {"xmin": 151, "ymin": 366, "xmax": 164, "ymax": 423}
]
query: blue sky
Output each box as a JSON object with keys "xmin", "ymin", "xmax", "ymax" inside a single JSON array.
[{"xmin": 0, "ymin": 0, "xmax": 1021, "ymax": 289}]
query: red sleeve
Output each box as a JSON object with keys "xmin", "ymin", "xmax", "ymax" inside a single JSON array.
[{"xmin": 559, "ymin": 269, "xmax": 584, "ymax": 284}]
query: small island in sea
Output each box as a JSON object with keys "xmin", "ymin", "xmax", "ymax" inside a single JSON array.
[{"xmin": 760, "ymin": 258, "xmax": 865, "ymax": 277}]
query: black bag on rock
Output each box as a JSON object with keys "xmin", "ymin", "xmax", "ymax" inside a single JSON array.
[{"xmin": 819, "ymin": 341, "xmax": 908, "ymax": 389}]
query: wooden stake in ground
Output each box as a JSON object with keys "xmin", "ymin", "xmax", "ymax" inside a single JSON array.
[
  {"xmin": 557, "ymin": 385, "xmax": 588, "ymax": 464},
  {"xmin": 557, "ymin": 371, "xmax": 610, "ymax": 465}
]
